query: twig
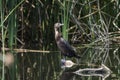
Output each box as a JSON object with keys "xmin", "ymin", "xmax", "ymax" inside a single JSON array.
[{"xmin": 1, "ymin": 48, "xmax": 59, "ymax": 53}]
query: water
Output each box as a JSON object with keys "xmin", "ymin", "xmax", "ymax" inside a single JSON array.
[
  {"xmin": 16, "ymin": 45, "xmax": 119, "ymax": 80},
  {"xmin": 0, "ymin": 45, "xmax": 119, "ymax": 80}
]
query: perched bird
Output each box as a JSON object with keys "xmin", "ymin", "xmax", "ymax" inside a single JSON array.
[{"xmin": 54, "ymin": 23, "xmax": 81, "ymax": 58}]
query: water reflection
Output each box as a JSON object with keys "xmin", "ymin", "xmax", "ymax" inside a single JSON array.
[
  {"xmin": 58, "ymin": 45, "xmax": 119, "ymax": 80},
  {"xmin": 60, "ymin": 71, "xmax": 75, "ymax": 80},
  {"xmin": 0, "ymin": 46, "xmax": 119, "ymax": 80},
  {"xmin": 60, "ymin": 59, "xmax": 111, "ymax": 80},
  {"xmin": 74, "ymin": 64, "xmax": 111, "ymax": 80}
]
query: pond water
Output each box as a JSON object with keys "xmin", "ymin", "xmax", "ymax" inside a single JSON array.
[
  {"xmin": 0, "ymin": 43, "xmax": 119, "ymax": 80},
  {"xmin": 16, "ymin": 45, "xmax": 120, "ymax": 80}
]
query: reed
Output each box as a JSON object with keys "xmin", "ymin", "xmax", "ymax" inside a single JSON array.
[
  {"xmin": 0, "ymin": 0, "xmax": 5, "ymax": 79},
  {"xmin": 0, "ymin": 0, "xmax": 119, "ymax": 80},
  {"xmin": 62, "ymin": 0, "xmax": 71, "ymax": 40}
]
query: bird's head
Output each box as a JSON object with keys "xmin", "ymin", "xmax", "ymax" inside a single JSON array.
[{"xmin": 54, "ymin": 23, "xmax": 64, "ymax": 29}]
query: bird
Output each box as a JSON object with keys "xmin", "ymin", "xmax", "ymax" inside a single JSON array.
[{"xmin": 54, "ymin": 23, "xmax": 81, "ymax": 58}]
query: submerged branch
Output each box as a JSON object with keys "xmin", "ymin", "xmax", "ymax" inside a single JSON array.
[{"xmin": 1, "ymin": 48, "xmax": 59, "ymax": 53}]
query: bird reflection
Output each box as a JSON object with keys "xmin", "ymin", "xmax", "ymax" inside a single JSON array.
[{"xmin": 60, "ymin": 71, "xmax": 75, "ymax": 80}]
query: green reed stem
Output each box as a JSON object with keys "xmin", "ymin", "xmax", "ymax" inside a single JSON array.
[
  {"xmin": 0, "ymin": 0, "xmax": 5, "ymax": 79},
  {"xmin": 1, "ymin": 0, "xmax": 24, "ymax": 25},
  {"xmin": 62, "ymin": 0, "xmax": 71, "ymax": 40}
]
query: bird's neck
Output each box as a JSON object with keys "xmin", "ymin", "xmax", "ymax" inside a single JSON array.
[{"xmin": 54, "ymin": 28, "xmax": 62, "ymax": 41}]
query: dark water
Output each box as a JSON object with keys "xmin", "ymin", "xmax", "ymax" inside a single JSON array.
[
  {"xmin": 0, "ymin": 45, "xmax": 119, "ymax": 80},
  {"xmin": 16, "ymin": 45, "xmax": 120, "ymax": 80}
]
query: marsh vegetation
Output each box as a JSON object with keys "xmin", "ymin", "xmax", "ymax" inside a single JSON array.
[{"xmin": 0, "ymin": 0, "xmax": 120, "ymax": 80}]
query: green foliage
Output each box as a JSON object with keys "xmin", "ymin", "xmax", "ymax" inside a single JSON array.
[{"xmin": 0, "ymin": 0, "xmax": 120, "ymax": 80}]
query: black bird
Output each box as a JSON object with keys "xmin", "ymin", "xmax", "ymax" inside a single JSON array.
[{"xmin": 54, "ymin": 23, "xmax": 81, "ymax": 58}]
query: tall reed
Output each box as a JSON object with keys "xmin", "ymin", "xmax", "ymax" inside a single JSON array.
[
  {"xmin": 0, "ymin": 0, "xmax": 5, "ymax": 79},
  {"xmin": 62, "ymin": 0, "xmax": 71, "ymax": 40},
  {"xmin": 0, "ymin": 0, "xmax": 119, "ymax": 80}
]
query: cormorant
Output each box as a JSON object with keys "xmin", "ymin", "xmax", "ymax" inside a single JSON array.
[{"xmin": 54, "ymin": 23, "xmax": 81, "ymax": 58}]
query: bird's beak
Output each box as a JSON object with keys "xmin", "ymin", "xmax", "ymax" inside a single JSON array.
[{"xmin": 60, "ymin": 24, "xmax": 64, "ymax": 26}]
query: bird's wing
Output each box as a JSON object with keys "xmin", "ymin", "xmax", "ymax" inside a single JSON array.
[{"xmin": 58, "ymin": 38, "xmax": 76, "ymax": 53}]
